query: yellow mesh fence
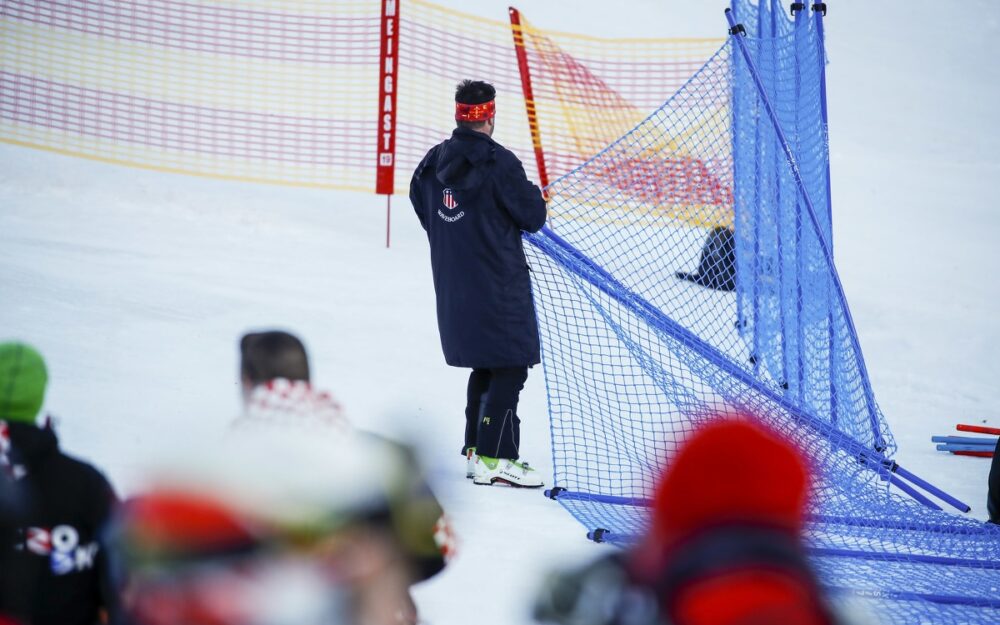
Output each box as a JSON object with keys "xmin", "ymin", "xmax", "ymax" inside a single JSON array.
[
  {"xmin": 0, "ymin": 0, "xmax": 722, "ymax": 202},
  {"xmin": 0, "ymin": 0, "xmax": 381, "ymax": 191},
  {"xmin": 514, "ymin": 14, "xmax": 723, "ymax": 186}
]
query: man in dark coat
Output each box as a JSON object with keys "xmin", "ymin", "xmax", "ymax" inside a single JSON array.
[
  {"xmin": 0, "ymin": 342, "xmax": 118, "ymax": 625},
  {"xmin": 410, "ymin": 80, "xmax": 547, "ymax": 488}
]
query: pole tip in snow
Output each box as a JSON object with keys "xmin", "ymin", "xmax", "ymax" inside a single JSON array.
[{"xmin": 545, "ymin": 486, "xmax": 566, "ymax": 500}]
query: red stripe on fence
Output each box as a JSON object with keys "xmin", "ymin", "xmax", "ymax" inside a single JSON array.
[
  {"xmin": 0, "ymin": 72, "xmax": 373, "ymax": 167},
  {"xmin": 3, "ymin": 0, "xmax": 380, "ymax": 64}
]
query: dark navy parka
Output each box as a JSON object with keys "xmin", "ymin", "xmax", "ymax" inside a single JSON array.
[
  {"xmin": 410, "ymin": 127, "xmax": 547, "ymax": 368},
  {"xmin": 0, "ymin": 422, "xmax": 118, "ymax": 625}
]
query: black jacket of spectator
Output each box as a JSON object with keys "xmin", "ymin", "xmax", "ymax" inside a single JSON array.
[
  {"xmin": 0, "ymin": 421, "xmax": 118, "ymax": 625},
  {"xmin": 410, "ymin": 126, "xmax": 547, "ymax": 368}
]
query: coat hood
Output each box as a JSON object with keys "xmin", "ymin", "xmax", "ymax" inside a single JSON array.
[
  {"xmin": 3, "ymin": 420, "xmax": 58, "ymax": 470},
  {"xmin": 436, "ymin": 127, "xmax": 496, "ymax": 191}
]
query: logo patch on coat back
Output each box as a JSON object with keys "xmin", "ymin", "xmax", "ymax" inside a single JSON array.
[
  {"xmin": 22, "ymin": 525, "xmax": 100, "ymax": 575},
  {"xmin": 438, "ymin": 188, "xmax": 465, "ymax": 222}
]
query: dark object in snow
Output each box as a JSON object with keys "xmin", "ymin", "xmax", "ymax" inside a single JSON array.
[{"xmin": 676, "ymin": 226, "xmax": 736, "ymax": 292}]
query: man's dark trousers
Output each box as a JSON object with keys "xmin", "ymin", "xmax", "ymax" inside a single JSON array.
[{"xmin": 464, "ymin": 368, "xmax": 528, "ymax": 460}]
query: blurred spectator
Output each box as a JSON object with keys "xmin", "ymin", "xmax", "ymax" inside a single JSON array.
[
  {"xmin": 0, "ymin": 342, "xmax": 119, "ymax": 625},
  {"xmin": 534, "ymin": 418, "xmax": 837, "ymax": 625},
  {"xmin": 110, "ymin": 428, "xmax": 435, "ymax": 625},
  {"xmin": 231, "ymin": 330, "xmax": 454, "ymax": 621},
  {"xmin": 0, "ymin": 471, "xmax": 25, "ymax": 624},
  {"xmin": 232, "ymin": 330, "xmax": 348, "ymax": 431}
]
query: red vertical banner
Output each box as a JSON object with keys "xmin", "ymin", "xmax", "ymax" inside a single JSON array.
[{"xmin": 376, "ymin": 0, "xmax": 399, "ymax": 195}]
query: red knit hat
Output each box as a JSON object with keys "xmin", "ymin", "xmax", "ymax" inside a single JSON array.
[
  {"xmin": 639, "ymin": 419, "xmax": 829, "ymax": 625},
  {"xmin": 652, "ymin": 418, "xmax": 811, "ymax": 546},
  {"xmin": 116, "ymin": 490, "xmax": 261, "ymax": 562}
]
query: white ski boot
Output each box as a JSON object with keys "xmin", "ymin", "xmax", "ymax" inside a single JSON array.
[{"xmin": 473, "ymin": 454, "xmax": 544, "ymax": 488}]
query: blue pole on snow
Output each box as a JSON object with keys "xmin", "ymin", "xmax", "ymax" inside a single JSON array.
[
  {"xmin": 552, "ymin": 489, "xmax": 995, "ymax": 537},
  {"xmin": 936, "ymin": 443, "xmax": 996, "ymax": 453},
  {"xmin": 725, "ymin": 8, "xmax": 885, "ymax": 452},
  {"xmin": 892, "ymin": 462, "xmax": 972, "ymax": 512},
  {"xmin": 882, "ymin": 474, "xmax": 941, "ymax": 511},
  {"xmin": 931, "ymin": 435, "xmax": 999, "ymax": 445}
]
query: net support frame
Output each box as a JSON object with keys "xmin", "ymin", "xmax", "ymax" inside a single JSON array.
[{"xmin": 725, "ymin": 7, "xmax": 886, "ymax": 454}]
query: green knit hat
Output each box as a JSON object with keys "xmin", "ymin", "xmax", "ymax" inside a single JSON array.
[{"xmin": 0, "ymin": 342, "xmax": 48, "ymax": 424}]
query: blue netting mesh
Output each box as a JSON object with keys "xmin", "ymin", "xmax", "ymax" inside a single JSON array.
[
  {"xmin": 730, "ymin": 0, "xmax": 878, "ymax": 447},
  {"xmin": 524, "ymin": 16, "xmax": 1000, "ymax": 624}
]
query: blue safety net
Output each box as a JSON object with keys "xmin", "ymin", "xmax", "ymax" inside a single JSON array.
[
  {"xmin": 524, "ymin": 18, "xmax": 1000, "ymax": 625},
  {"xmin": 731, "ymin": 0, "xmax": 855, "ymax": 439}
]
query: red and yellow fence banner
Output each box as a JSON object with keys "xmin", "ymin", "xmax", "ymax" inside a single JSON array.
[{"xmin": 0, "ymin": 0, "xmax": 722, "ymax": 198}]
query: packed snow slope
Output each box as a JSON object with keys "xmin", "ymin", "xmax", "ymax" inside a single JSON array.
[{"xmin": 1, "ymin": 2, "xmax": 997, "ymax": 624}]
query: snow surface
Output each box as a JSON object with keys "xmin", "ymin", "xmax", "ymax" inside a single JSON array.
[{"xmin": 1, "ymin": 2, "xmax": 998, "ymax": 624}]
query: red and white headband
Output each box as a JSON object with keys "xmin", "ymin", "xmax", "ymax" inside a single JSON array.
[{"xmin": 455, "ymin": 99, "xmax": 495, "ymax": 122}]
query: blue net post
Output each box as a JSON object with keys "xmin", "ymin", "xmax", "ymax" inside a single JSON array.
[
  {"xmin": 811, "ymin": 1, "xmax": 839, "ymax": 427},
  {"xmin": 792, "ymin": 1, "xmax": 807, "ymax": 405},
  {"xmin": 726, "ymin": 7, "xmax": 886, "ymax": 451},
  {"xmin": 771, "ymin": 0, "xmax": 792, "ymax": 393},
  {"xmin": 813, "ymin": 2, "xmax": 832, "ymax": 237},
  {"xmin": 730, "ymin": 0, "xmax": 746, "ymax": 357},
  {"xmin": 753, "ymin": 1, "xmax": 769, "ymax": 380}
]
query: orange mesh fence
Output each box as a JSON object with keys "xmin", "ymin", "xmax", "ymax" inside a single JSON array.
[
  {"xmin": 512, "ymin": 13, "xmax": 728, "ymax": 227},
  {"xmin": 513, "ymin": 14, "xmax": 722, "ymax": 182},
  {"xmin": 0, "ymin": 0, "xmax": 722, "ymax": 200}
]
